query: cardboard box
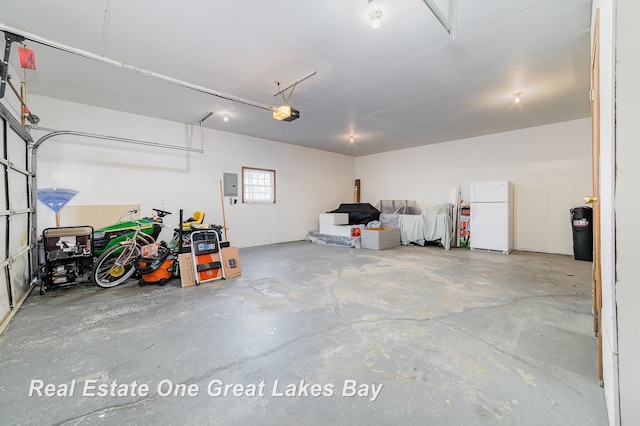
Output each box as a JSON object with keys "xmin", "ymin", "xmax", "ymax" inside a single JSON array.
[
  {"xmin": 319, "ymin": 213, "xmax": 349, "ymax": 225},
  {"xmin": 319, "ymin": 223, "xmax": 364, "ymax": 237},
  {"xmin": 178, "ymin": 253, "xmax": 196, "ymax": 287},
  {"xmin": 361, "ymin": 227, "xmax": 401, "ymax": 250},
  {"xmin": 221, "ymin": 246, "xmax": 242, "ymax": 278}
]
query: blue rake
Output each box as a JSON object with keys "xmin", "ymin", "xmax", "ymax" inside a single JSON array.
[{"xmin": 37, "ymin": 187, "xmax": 79, "ymax": 227}]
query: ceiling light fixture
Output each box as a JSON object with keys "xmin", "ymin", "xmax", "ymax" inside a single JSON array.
[
  {"xmin": 349, "ymin": 136, "xmax": 354, "ymax": 143},
  {"xmin": 223, "ymin": 113, "xmax": 230, "ymax": 122},
  {"xmin": 514, "ymin": 92, "xmax": 522, "ymax": 103},
  {"xmin": 369, "ymin": 10, "xmax": 383, "ymax": 29}
]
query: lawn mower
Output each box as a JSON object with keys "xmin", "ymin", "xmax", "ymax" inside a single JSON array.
[{"xmin": 92, "ymin": 208, "xmax": 171, "ymax": 257}]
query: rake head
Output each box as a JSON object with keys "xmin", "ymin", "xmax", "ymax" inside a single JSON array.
[{"xmin": 36, "ymin": 187, "xmax": 79, "ymax": 212}]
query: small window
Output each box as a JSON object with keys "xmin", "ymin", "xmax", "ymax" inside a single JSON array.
[{"xmin": 242, "ymin": 167, "xmax": 276, "ymax": 204}]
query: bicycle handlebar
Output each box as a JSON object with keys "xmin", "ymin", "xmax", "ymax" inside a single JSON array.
[{"xmin": 117, "ymin": 209, "xmax": 138, "ymax": 223}]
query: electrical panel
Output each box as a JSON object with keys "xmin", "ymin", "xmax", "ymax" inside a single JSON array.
[{"xmin": 223, "ymin": 173, "xmax": 238, "ymax": 197}]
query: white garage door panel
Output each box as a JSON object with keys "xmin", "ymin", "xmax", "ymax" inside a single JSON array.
[
  {"xmin": 1, "ymin": 102, "xmax": 33, "ymax": 318},
  {"xmin": 0, "ymin": 168, "xmax": 6, "ymax": 212},
  {"xmin": 0, "ymin": 120, "xmax": 8, "ymax": 320},
  {"xmin": 8, "ymin": 213, "xmax": 29, "ymax": 252},
  {"xmin": 7, "ymin": 127, "xmax": 27, "ymax": 170},
  {"xmin": 7, "ymin": 131, "xmax": 29, "ymax": 211},
  {"xmin": 0, "ymin": 216, "xmax": 10, "ymax": 310},
  {"xmin": 0, "ymin": 147, "xmax": 6, "ymax": 263},
  {"xmin": 8, "ymin": 251, "xmax": 30, "ymax": 304},
  {"xmin": 8, "ymin": 173, "xmax": 28, "ymax": 210},
  {"xmin": 0, "ymin": 272, "xmax": 10, "ymax": 322},
  {"xmin": 8, "ymin": 197, "xmax": 30, "ymax": 302}
]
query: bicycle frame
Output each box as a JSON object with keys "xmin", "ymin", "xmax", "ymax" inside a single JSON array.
[
  {"xmin": 112, "ymin": 224, "xmax": 157, "ymax": 268},
  {"xmin": 92, "ymin": 219, "xmax": 164, "ymax": 288}
]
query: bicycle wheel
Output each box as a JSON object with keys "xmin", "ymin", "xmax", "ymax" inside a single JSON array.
[
  {"xmin": 92, "ymin": 243, "xmax": 141, "ymax": 288},
  {"xmin": 135, "ymin": 244, "xmax": 170, "ymax": 275}
]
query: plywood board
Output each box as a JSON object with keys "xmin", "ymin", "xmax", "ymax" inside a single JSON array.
[{"xmin": 60, "ymin": 204, "xmax": 140, "ymax": 229}]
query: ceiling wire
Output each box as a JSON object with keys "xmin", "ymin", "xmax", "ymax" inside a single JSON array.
[
  {"xmin": 100, "ymin": 0, "xmax": 111, "ymax": 56},
  {"xmin": 276, "ymin": 82, "xmax": 289, "ymax": 106}
]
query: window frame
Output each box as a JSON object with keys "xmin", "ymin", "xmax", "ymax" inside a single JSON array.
[{"xmin": 241, "ymin": 166, "xmax": 276, "ymax": 204}]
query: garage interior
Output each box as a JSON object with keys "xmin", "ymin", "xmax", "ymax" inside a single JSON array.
[{"xmin": 0, "ymin": 1, "xmax": 638, "ymax": 425}]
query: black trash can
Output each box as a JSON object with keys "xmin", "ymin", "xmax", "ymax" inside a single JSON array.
[{"xmin": 570, "ymin": 206, "xmax": 593, "ymax": 261}]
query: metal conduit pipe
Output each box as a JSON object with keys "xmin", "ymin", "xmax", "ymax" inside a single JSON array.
[
  {"xmin": 0, "ymin": 23, "xmax": 277, "ymax": 112},
  {"xmin": 30, "ymin": 128, "xmax": 204, "ymax": 153},
  {"xmin": 29, "ymin": 129, "xmax": 204, "ymax": 277}
]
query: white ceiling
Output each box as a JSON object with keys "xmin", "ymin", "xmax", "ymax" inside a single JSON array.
[{"xmin": 1, "ymin": 0, "xmax": 592, "ymax": 156}]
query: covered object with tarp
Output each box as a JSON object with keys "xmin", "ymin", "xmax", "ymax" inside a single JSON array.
[
  {"xmin": 379, "ymin": 200, "xmax": 454, "ymax": 249},
  {"xmin": 378, "ymin": 200, "xmax": 421, "ymax": 228},
  {"xmin": 329, "ymin": 203, "xmax": 380, "ymax": 225}
]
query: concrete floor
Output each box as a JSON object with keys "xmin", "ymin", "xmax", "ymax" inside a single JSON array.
[{"xmin": 0, "ymin": 242, "xmax": 606, "ymax": 425}]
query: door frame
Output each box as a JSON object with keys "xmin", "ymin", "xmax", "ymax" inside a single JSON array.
[{"xmin": 590, "ymin": 8, "xmax": 603, "ymax": 381}]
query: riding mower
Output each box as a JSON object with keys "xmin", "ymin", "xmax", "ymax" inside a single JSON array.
[{"xmin": 92, "ymin": 209, "xmax": 171, "ymax": 257}]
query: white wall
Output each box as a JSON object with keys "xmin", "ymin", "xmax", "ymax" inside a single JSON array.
[
  {"xmin": 355, "ymin": 119, "xmax": 592, "ymax": 255},
  {"xmin": 614, "ymin": 0, "xmax": 640, "ymax": 423},
  {"xmin": 592, "ymin": 1, "xmax": 618, "ymax": 425},
  {"xmin": 30, "ymin": 96, "xmax": 356, "ymax": 248}
]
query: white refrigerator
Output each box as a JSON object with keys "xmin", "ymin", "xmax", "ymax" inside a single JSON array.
[{"xmin": 470, "ymin": 180, "xmax": 513, "ymax": 253}]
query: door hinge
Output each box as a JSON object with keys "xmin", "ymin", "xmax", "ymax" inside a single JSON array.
[{"xmin": 589, "ymin": 89, "xmax": 594, "ymax": 102}]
